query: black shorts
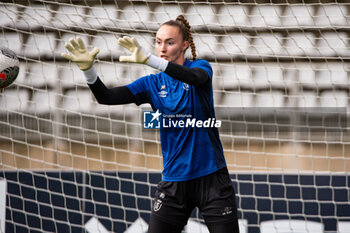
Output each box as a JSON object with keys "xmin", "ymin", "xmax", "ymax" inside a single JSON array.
[{"xmin": 151, "ymin": 167, "xmax": 238, "ymax": 227}]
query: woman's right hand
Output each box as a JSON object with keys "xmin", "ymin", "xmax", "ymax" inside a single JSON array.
[
  {"xmin": 118, "ymin": 36, "xmax": 149, "ymax": 64},
  {"xmin": 61, "ymin": 37, "xmax": 99, "ymax": 71}
]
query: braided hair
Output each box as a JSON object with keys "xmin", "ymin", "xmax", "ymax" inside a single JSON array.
[{"xmin": 161, "ymin": 15, "xmax": 197, "ymax": 60}]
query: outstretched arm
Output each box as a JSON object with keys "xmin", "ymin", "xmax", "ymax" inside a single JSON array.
[
  {"xmin": 61, "ymin": 37, "xmax": 136, "ymax": 105},
  {"xmin": 118, "ymin": 36, "xmax": 209, "ymax": 86},
  {"xmin": 88, "ymin": 77, "xmax": 136, "ymax": 105},
  {"xmin": 164, "ymin": 62, "xmax": 209, "ymax": 85}
]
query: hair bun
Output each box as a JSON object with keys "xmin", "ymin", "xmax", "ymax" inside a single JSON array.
[{"xmin": 176, "ymin": 15, "xmax": 185, "ymax": 22}]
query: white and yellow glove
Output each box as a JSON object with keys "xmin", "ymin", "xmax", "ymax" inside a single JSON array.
[
  {"xmin": 118, "ymin": 36, "xmax": 149, "ymax": 64},
  {"xmin": 118, "ymin": 36, "xmax": 168, "ymax": 71},
  {"xmin": 61, "ymin": 37, "xmax": 99, "ymax": 83}
]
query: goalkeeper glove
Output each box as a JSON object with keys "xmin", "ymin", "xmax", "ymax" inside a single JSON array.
[
  {"xmin": 118, "ymin": 36, "xmax": 149, "ymax": 64},
  {"xmin": 118, "ymin": 36, "xmax": 168, "ymax": 71},
  {"xmin": 61, "ymin": 37, "xmax": 99, "ymax": 71}
]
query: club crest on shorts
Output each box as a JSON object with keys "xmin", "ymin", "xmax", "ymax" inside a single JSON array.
[
  {"xmin": 153, "ymin": 199, "xmax": 162, "ymax": 212},
  {"xmin": 183, "ymin": 83, "xmax": 189, "ymax": 91},
  {"xmin": 221, "ymin": 206, "xmax": 233, "ymax": 216}
]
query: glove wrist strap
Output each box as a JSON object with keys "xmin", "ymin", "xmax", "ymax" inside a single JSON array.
[
  {"xmin": 146, "ymin": 54, "xmax": 169, "ymax": 72},
  {"xmin": 83, "ymin": 65, "xmax": 98, "ymax": 84}
]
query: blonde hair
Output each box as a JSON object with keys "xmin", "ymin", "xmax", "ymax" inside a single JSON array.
[{"xmin": 161, "ymin": 15, "xmax": 197, "ymax": 60}]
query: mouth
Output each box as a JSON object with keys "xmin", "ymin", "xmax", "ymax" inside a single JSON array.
[{"xmin": 160, "ymin": 55, "xmax": 168, "ymax": 60}]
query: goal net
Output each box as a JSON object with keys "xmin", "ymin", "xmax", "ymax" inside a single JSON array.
[{"xmin": 0, "ymin": 1, "xmax": 349, "ymax": 232}]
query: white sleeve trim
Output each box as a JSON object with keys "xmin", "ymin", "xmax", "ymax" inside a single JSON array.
[
  {"xmin": 146, "ymin": 54, "xmax": 169, "ymax": 72},
  {"xmin": 83, "ymin": 66, "xmax": 98, "ymax": 84}
]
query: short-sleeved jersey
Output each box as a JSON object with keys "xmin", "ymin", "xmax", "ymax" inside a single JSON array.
[{"xmin": 126, "ymin": 59, "xmax": 226, "ymax": 181}]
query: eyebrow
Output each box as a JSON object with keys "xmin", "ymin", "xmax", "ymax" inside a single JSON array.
[{"xmin": 156, "ymin": 37, "xmax": 175, "ymax": 42}]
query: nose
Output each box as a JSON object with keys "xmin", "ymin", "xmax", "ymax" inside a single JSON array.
[{"xmin": 160, "ymin": 42, "xmax": 167, "ymax": 52}]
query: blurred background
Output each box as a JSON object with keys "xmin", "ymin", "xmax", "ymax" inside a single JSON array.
[{"xmin": 0, "ymin": 1, "xmax": 349, "ymax": 232}]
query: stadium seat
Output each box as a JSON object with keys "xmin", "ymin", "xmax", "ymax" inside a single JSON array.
[
  {"xmin": 139, "ymin": 66, "xmax": 157, "ymax": 77},
  {"xmin": 282, "ymin": 5, "xmax": 316, "ymax": 27},
  {"xmin": 92, "ymin": 33, "xmax": 123, "ymax": 57},
  {"xmin": 338, "ymin": 221, "xmax": 350, "ymax": 233},
  {"xmin": 109, "ymin": 63, "xmax": 145, "ymax": 84},
  {"xmin": 221, "ymin": 91, "xmax": 254, "ymax": 108},
  {"xmin": 0, "ymin": 89, "xmax": 30, "ymax": 113},
  {"xmin": 112, "ymin": 64, "xmax": 156, "ymax": 85},
  {"xmin": 315, "ymin": 4, "xmax": 349, "ymax": 27},
  {"xmin": 91, "ymin": 98, "xmax": 140, "ymax": 122},
  {"xmin": 255, "ymin": 90, "xmax": 285, "ymax": 108},
  {"xmin": 28, "ymin": 63, "xmax": 58, "ymax": 88},
  {"xmin": 23, "ymin": 33, "xmax": 56, "ymax": 58},
  {"xmin": 217, "ymin": 33, "xmax": 250, "ymax": 57},
  {"xmin": 316, "ymin": 32, "xmax": 349, "ymax": 57},
  {"xmin": 249, "ymin": 5, "xmax": 282, "ymax": 27},
  {"xmin": 260, "ymin": 220, "xmax": 324, "ymax": 233},
  {"xmin": 62, "ymin": 89, "xmax": 93, "ymax": 113},
  {"xmin": 320, "ymin": 90, "xmax": 348, "ymax": 108},
  {"xmin": 29, "ymin": 89, "xmax": 58, "ymax": 114},
  {"xmin": 90, "ymin": 98, "xmax": 111, "ymax": 115},
  {"xmin": 211, "ymin": 62, "xmax": 221, "ymax": 79},
  {"xmin": 0, "ymin": 33, "xmax": 23, "ymax": 54},
  {"xmin": 192, "ymin": 34, "xmax": 218, "ymax": 58},
  {"xmin": 185, "ymin": 5, "xmax": 217, "ymax": 28},
  {"xmin": 217, "ymin": 64, "xmax": 252, "ymax": 90},
  {"xmin": 153, "ymin": 4, "xmax": 184, "ymax": 25},
  {"xmin": 284, "ymin": 32, "xmax": 317, "ymax": 56},
  {"xmin": 16, "ymin": 5, "xmax": 52, "ymax": 28},
  {"xmin": 94, "ymin": 62, "xmax": 125, "ymax": 86},
  {"xmin": 253, "ymin": 66, "xmax": 285, "ymax": 89},
  {"xmin": 211, "ymin": 63, "xmax": 225, "ymax": 93},
  {"xmin": 15, "ymin": 63, "xmax": 28, "ymax": 87},
  {"xmin": 317, "ymin": 66, "xmax": 348, "ymax": 89},
  {"xmin": 52, "ymin": 5, "xmax": 86, "ymax": 28},
  {"xmin": 217, "ymin": 5, "xmax": 249, "ymax": 27},
  {"xmin": 213, "ymin": 91, "xmax": 222, "ymax": 106},
  {"xmin": 298, "ymin": 64, "xmax": 316, "ymax": 84},
  {"xmin": 58, "ymin": 64, "xmax": 87, "ymax": 88},
  {"xmin": 0, "ymin": 5, "xmax": 18, "ymax": 27},
  {"xmin": 298, "ymin": 91, "xmax": 319, "ymax": 108},
  {"xmin": 86, "ymin": 5, "xmax": 119, "ymax": 28},
  {"xmin": 123, "ymin": 63, "xmax": 143, "ymax": 83},
  {"xmin": 250, "ymin": 33, "xmax": 284, "ymax": 56},
  {"xmin": 118, "ymin": 4, "xmax": 153, "ymax": 30}
]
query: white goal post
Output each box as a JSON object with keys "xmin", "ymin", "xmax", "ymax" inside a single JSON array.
[{"xmin": 0, "ymin": 1, "xmax": 350, "ymax": 233}]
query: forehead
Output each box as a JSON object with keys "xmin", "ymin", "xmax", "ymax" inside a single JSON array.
[{"xmin": 156, "ymin": 25, "xmax": 181, "ymax": 40}]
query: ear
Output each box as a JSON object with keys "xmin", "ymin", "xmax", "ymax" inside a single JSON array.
[{"xmin": 183, "ymin": 41, "xmax": 190, "ymax": 52}]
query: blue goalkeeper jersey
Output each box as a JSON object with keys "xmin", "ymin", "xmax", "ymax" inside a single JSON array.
[{"xmin": 126, "ymin": 59, "xmax": 226, "ymax": 181}]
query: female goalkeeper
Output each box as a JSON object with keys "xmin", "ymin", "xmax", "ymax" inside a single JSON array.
[{"xmin": 62, "ymin": 15, "xmax": 239, "ymax": 233}]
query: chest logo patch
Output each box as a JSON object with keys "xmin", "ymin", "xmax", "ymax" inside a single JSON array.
[{"xmin": 158, "ymin": 90, "xmax": 168, "ymax": 98}]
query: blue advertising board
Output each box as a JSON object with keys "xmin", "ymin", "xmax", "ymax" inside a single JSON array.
[{"xmin": 1, "ymin": 171, "xmax": 349, "ymax": 233}]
